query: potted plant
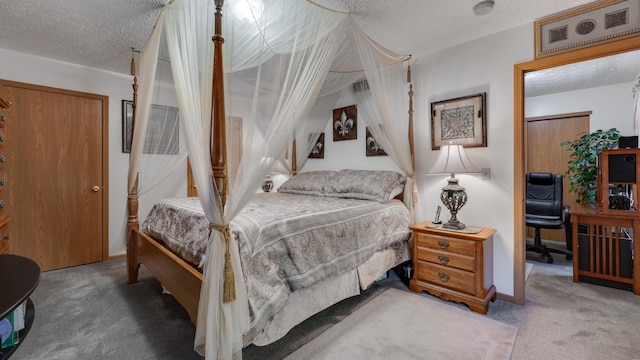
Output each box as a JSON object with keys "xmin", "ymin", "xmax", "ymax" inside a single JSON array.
[{"xmin": 561, "ymin": 128, "xmax": 620, "ymax": 205}]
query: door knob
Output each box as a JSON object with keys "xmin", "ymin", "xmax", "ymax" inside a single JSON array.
[{"xmin": 92, "ymin": 186, "xmax": 100, "ymax": 192}]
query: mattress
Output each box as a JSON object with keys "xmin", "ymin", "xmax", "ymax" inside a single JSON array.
[{"xmin": 141, "ymin": 192, "xmax": 411, "ymax": 342}]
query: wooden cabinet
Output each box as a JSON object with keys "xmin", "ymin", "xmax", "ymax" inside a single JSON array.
[
  {"xmin": 571, "ymin": 205, "xmax": 639, "ymax": 294},
  {"xmin": 409, "ymin": 221, "xmax": 496, "ymax": 314},
  {"xmin": 0, "ymin": 96, "xmax": 10, "ymax": 254}
]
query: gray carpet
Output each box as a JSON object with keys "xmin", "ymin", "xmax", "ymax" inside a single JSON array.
[
  {"xmin": 283, "ymin": 288, "xmax": 517, "ymax": 360},
  {"xmin": 11, "ymin": 259, "xmax": 203, "ymax": 360},
  {"xmin": 9, "ymin": 255, "xmax": 640, "ymax": 360}
]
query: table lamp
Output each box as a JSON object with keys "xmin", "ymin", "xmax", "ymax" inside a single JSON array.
[{"xmin": 428, "ymin": 142, "xmax": 480, "ymax": 230}]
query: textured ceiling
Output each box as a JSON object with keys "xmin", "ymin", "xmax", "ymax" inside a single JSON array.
[
  {"xmin": 525, "ymin": 50, "xmax": 640, "ymax": 97},
  {"xmin": 1, "ymin": 0, "xmax": 637, "ymax": 95}
]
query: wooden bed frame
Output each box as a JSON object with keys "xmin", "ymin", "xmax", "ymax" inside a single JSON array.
[{"xmin": 126, "ymin": 0, "xmax": 415, "ymax": 330}]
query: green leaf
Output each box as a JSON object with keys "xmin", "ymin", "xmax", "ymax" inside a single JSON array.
[{"xmin": 562, "ymin": 128, "xmax": 620, "ymax": 204}]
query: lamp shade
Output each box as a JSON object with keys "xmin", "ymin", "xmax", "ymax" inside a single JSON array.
[{"xmin": 428, "ymin": 143, "xmax": 480, "ymax": 175}]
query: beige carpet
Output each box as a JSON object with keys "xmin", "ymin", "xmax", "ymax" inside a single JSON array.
[{"xmin": 284, "ymin": 288, "xmax": 518, "ymax": 360}]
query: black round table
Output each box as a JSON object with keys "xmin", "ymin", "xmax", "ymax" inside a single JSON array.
[{"xmin": 0, "ymin": 254, "xmax": 40, "ymax": 359}]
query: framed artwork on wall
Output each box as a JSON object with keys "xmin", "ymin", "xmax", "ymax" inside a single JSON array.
[
  {"xmin": 333, "ymin": 104, "xmax": 357, "ymax": 141},
  {"xmin": 431, "ymin": 92, "xmax": 487, "ymax": 150},
  {"xmin": 534, "ymin": 0, "xmax": 640, "ymax": 59},
  {"xmin": 365, "ymin": 126, "xmax": 387, "ymax": 156},
  {"xmin": 122, "ymin": 100, "xmax": 179, "ymax": 154},
  {"xmin": 308, "ymin": 132, "xmax": 325, "ymax": 159}
]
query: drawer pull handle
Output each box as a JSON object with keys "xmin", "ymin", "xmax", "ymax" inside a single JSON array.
[
  {"xmin": 0, "ymin": 200, "xmax": 4, "ymax": 208},
  {"xmin": 4, "ymin": 232, "xmax": 9, "ymax": 240},
  {"xmin": 437, "ymin": 240, "xmax": 450, "ymax": 249},
  {"xmin": 0, "ymin": 133, "xmax": 4, "ymax": 142},
  {"xmin": 438, "ymin": 272, "xmax": 450, "ymax": 282},
  {"xmin": 0, "ymin": 177, "xmax": 4, "ymax": 185},
  {"xmin": 0, "ymin": 155, "xmax": 5, "ymax": 163},
  {"xmin": 0, "ymin": 114, "xmax": 5, "ymax": 122},
  {"xmin": 438, "ymin": 255, "xmax": 450, "ymax": 264}
]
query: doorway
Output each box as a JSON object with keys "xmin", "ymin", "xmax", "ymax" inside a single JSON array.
[
  {"xmin": 513, "ymin": 36, "xmax": 640, "ymax": 305},
  {"xmin": 0, "ymin": 80, "xmax": 108, "ymax": 271},
  {"xmin": 526, "ymin": 112, "xmax": 590, "ymax": 243}
]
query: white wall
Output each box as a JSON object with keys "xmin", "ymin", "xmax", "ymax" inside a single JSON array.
[
  {"xmin": 301, "ymin": 90, "xmax": 403, "ymax": 174},
  {"xmin": 526, "ymin": 82, "xmax": 637, "ymax": 136},
  {"xmin": 410, "ymin": 26, "xmax": 534, "ymax": 297}
]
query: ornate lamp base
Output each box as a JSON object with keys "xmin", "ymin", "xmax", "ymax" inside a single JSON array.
[
  {"xmin": 443, "ymin": 218, "xmax": 466, "ymax": 230},
  {"xmin": 440, "ymin": 175, "xmax": 468, "ymax": 230}
]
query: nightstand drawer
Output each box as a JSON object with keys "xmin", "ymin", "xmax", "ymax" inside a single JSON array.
[
  {"xmin": 416, "ymin": 260, "xmax": 476, "ymax": 296},
  {"xmin": 417, "ymin": 247, "xmax": 475, "ymax": 272},
  {"xmin": 415, "ymin": 232, "xmax": 475, "ymax": 256}
]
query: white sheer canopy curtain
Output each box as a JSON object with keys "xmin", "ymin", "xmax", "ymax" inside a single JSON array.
[
  {"xmin": 129, "ymin": 0, "xmax": 412, "ymax": 358},
  {"xmin": 351, "ymin": 32, "xmax": 416, "ymax": 220}
]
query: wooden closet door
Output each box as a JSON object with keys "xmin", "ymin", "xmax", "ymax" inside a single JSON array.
[
  {"xmin": 1, "ymin": 80, "xmax": 107, "ymax": 271},
  {"xmin": 526, "ymin": 112, "xmax": 590, "ymax": 242}
]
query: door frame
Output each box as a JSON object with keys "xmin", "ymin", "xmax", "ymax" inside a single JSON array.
[
  {"xmin": 0, "ymin": 79, "xmax": 109, "ymax": 264},
  {"xmin": 513, "ymin": 37, "xmax": 640, "ymax": 305}
]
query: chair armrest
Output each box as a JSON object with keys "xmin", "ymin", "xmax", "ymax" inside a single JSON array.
[
  {"xmin": 563, "ymin": 205, "xmax": 573, "ymax": 251},
  {"xmin": 562, "ymin": 205, "xmax": 571, "ymax": 226}
]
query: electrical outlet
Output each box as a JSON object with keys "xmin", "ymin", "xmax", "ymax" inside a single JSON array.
[{"xmin": 481, "ymin": 168, "xmax": 491, "ymax": 180}]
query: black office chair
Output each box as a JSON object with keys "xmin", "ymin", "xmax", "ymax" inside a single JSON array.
[{"xmin": 525, "ymin": 172, "xmax": 573, "ymax": 264}]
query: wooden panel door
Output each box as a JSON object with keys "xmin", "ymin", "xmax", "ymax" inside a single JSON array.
[
  {"xmin": 526, "ymin": 112, "xmax": 590, "ymax": 242},
  {"xmin": 1, "ymin": 80, "xmax": 107, "ymax": 271}
]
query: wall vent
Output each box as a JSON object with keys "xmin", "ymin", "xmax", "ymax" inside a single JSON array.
[{"xmin": 352, "ymin": 79, "xmax": 370, "ymax": 93}]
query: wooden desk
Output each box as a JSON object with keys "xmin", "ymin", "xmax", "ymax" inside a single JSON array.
[
  {"xmin": 571, "ymin": 205, "xmax": 640, "ymax": 294},
  {"xmin": 0, "ymin": 254, "xmax": 40, "ymax": 359}
]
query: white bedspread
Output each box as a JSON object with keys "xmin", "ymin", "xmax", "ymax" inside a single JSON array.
[{"xmin": 141, "ymin": 193, "xmax": 411, "ymax": 343}]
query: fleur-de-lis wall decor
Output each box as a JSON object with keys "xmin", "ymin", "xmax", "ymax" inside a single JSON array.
[
  {"xmin": 365, "ymin": 126, "xmax": 387, "ymax": 156},
  {"xmin": 308, "ymin": 132, "xmax": 325, "ymax": 159},
  {"xmin": 332, "ymin": 104, "xmax": 357, "ymax": 141}
]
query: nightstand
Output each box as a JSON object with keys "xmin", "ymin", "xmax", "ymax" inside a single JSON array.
[{"xmin": 409, "ymin": 221, "xmax": 496, "ymax": 314}]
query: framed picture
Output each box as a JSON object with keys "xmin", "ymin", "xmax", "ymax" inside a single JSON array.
[
  {"xmin": 308, "ymin": 132, "xmax": 325, "ymax": 159},
  {"xmin": 534, "ymin": 0, "xmax": 640, "ymax": 59},
  {"xmin": 430, "ymin": 92, "xmax": 486, "ymax": 150},
  {"xmin": 122, "ymin": 100, "xmax": 179, "ymax": 154},
  {"xmin": 365, "ymin": 126, "xmax": 387, "ymax": 156},
  {"xmin": 333, "ymin": 105, "xmax": 357, "ymax": 141}
]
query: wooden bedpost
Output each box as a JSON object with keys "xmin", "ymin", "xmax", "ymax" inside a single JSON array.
[
  {"xmin": 127, "ymin": 55, "xmax": 141, "ymax": 284},
  {"xmin": 210, "ymin": 0, "xmax": 237, "ymax": 304},
  {"xmin": 127, "ymin": 174, "xmax": 140, "ymax": 284},
  {"xmin": 291, "ymin": 139, "xmax": 297, "ymax": 175},
  {"xmin": 211, "ymin": 0, "xmax": 229, "ymax": 208},
  {"xmin": 407, "ymin": 61, "xmax": 415, "ymax": 171},
  {"xmin": 408, "ymin": 85, "xmax": 415, "ymax": 171}
]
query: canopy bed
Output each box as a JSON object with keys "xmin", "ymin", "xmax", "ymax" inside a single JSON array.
[{"xmin": 125, "ymin": 0, "xmax": 416, "ymax": 358}]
